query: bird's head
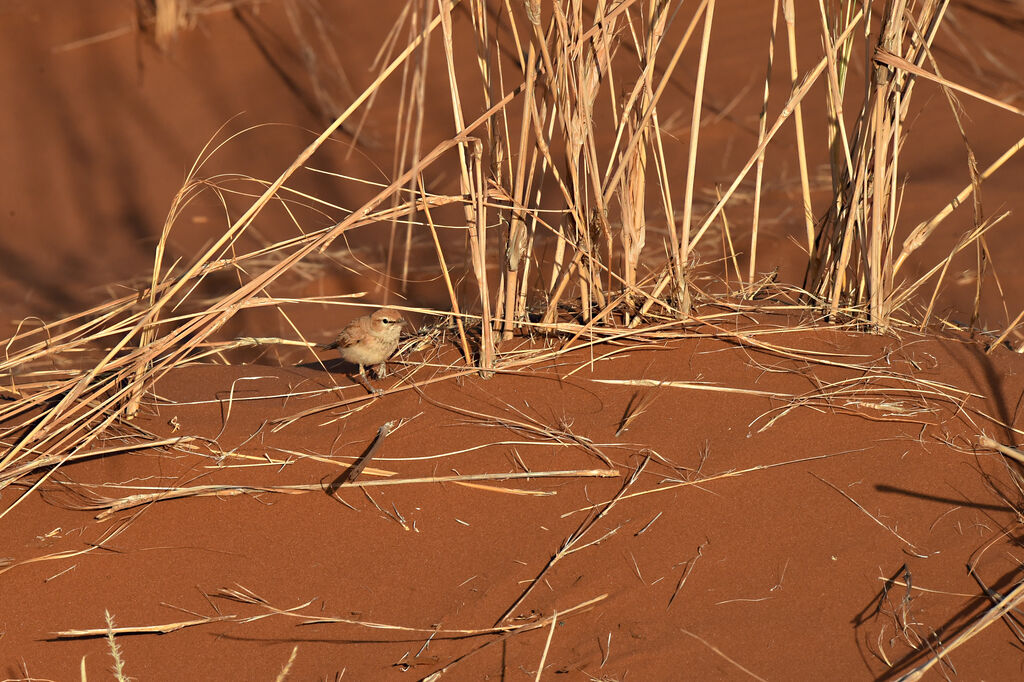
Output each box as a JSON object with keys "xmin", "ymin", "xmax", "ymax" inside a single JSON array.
[{"xmin": 372, "ymin": 307, "xmax": 407, "ymax": 331}]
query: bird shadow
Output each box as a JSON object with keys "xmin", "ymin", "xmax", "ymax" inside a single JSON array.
[{"xmin": 294, "ymin": 357, "xmax": 353, "ymax": 374}]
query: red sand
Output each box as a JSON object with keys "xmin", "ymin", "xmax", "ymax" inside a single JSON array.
[
  {"xmin": 3, "ymin": 330, "xmax": 1024, "ymax": 679},
  {"xmin": 2, "ymin": 2, "xmax": 1024, "ymax": 680}
]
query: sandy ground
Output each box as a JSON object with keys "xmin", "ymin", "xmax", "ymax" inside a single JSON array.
[
  {"xmin": 2, "ymin": 1, "xmax": 1024, "ymax": 680},
  {"xmin": 3, "ymin": 329, "xmax": 1024, "ymax": 679}
]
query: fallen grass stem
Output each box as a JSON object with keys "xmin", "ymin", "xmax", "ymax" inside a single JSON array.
[
  {"xmin": 54, "ymin": 615, "xmax": 236, "ymax": 639},
  {"xmin": 896, "ymin": 578, "xmax": 1024, "ymax": 681},
  {"xmin": 54, "ymin": 590, "xmax": 605, "ymax": 644},
  {"xmin": 76, "ymin": 469, "xmax": 618, "ymax": 520},
  {"xmin": 813, "ymin": 473, "xmax": 930, "ymax": 558},
  {"xmin": 495, "ymin": 455, "xmax": 649, "ymax": 625},
  {"xmin": 680, "ymin": 628, "xmax": 768, "ymax": 681},
  {"xmin": 327, "ymin": 420, "xmax": 393, "ymax": 490},
  {"xmin": 978, "ymin": 435, "xmax": 1024, "ymax": 465},
  {"xmin": 562, "ymin": 450, "xmax": 860, "ymax": 517},
  {"xmin": 668, "ymin": 542, "xmax": 707, "ymax": 610}
]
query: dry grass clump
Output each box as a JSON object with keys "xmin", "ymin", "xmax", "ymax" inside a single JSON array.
[{"xmin": 804, "ymin": 0, "xmax": 1009, "ymax": 330}]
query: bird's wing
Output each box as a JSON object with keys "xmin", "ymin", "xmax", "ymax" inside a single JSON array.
[{"xmin": 338, "ymin": 322, "xmax": 369, "ymax": 348}]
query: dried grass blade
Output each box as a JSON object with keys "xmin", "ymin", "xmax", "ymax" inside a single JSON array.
[
  {"xmin": 53, "ymin": 615, "xmax": 236, "ymax": 639},
  {"xmin": 87, "ymin": 469, "xmax": 619, "ymax": 519}
]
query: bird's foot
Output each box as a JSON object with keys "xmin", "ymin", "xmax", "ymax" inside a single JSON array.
[{"xmin": 355, "ymin": 370, "xmax": 380, "ymax": 395}]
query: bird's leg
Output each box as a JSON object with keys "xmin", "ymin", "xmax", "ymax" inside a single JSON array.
[
  {"xmin": 354, "ymin": 364, "xmax": 381, "ymax": 395},
  {"xmin": 373, "ymin": 362, "xmax": 387, "ymax": 380}
]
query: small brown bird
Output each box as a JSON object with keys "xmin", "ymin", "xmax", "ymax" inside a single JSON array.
[{"xmin": 321, "ymin": 307, "xmax": 407, "ymax": 393}]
